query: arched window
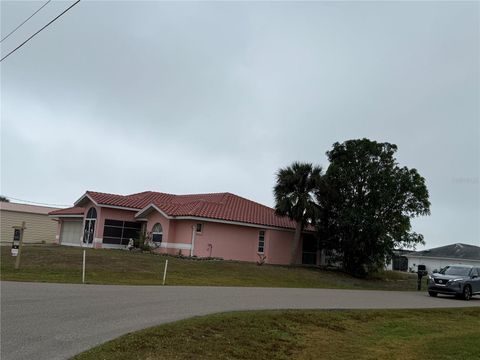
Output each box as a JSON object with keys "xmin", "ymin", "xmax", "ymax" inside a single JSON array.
[
  {"xmin": 152, "ymin": 223, "xmax": 163, "ymax": 243},
  {"xmin": 86, "ymin": 207, "xmax": 97, "ymax": 219}
]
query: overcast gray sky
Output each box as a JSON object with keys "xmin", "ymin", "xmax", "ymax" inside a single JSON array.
[{"xmin": 1, "ymin": 1, "xmax": 479, "ymax": 250}]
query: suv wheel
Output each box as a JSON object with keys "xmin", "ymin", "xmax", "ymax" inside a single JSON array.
[
  {"xmin": 462, "ymin": 285, "xmax": 472, "ymax": 301},
  {"xmin": 428, "ymin": 291, "xmax": 437, "ymax": 297}
]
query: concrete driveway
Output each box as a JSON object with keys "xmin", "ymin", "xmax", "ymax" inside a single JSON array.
[{"xmin": 1, "ymin": 281, "xmax": 479, "ymax": 360}]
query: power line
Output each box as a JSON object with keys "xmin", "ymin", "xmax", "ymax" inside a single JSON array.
[
  {"xmin": 1, "ymin": 0, "xmax": 81, "ymax": 63},
  {"xmin": 3, "ymin": 196, "xmax": 70, "ymax": 208},
  {"xmin": 1, "ymin": 0, "xmax": 52, "ymax": 43}
]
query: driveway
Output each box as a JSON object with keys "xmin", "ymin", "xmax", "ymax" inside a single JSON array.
[{"xmin": 2, "ymin": 281, "xmax": 479, "ymax": 360}]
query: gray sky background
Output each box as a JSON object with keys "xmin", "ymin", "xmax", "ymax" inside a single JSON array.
[{"xmin": 1, "ymin": 1, "xmax": 479, "ymax": 250}]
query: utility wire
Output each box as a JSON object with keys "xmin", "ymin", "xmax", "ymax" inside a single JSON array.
[
  {"xmin": 1, "ymin": 0, "xmax": 81, "ymax": 63},
  {"xmin": 2, "ymin": 196, "xmax": 70, "ymax": 208},
  {"xmin": 1, "ymin": 0, "xmax": 52, "ymax": 43}
]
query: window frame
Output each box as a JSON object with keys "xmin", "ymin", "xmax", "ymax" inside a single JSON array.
[
  {"xmin": 83, "ymin": 207, "xmax": 97, "ymax": 244},
  {"xmin": 151, "ymin": 223, "xmax": 163, "ymax": 243},
  {"xmin": 86, "ymin": 207, "xmax": 97, "ymax": 219},
  {"xmin": 103, "ymin": 219, "xmax": 141, "ymax": 246},
  {"xmin": 257, "ymin": 230, "xmax": 265, "ymax": 254},
  {"xmin": 195, "ymin": 223, "xmax": 203, "ymax": 234}
]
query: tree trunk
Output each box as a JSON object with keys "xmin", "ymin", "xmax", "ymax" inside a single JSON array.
[{"xmin": 290, "ymin": 221, "xmax": 303, "ymax": 265}]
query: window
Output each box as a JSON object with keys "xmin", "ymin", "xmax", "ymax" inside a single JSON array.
[
  {"xmin": 83, "ymin": 207, "xmax": 97, "ymax": 244},
  {"xmin": 196, "ymin": 223, "xmax": 203, "ymax": 233},
  {"xmin": 439, "ymin": 266, "xmax": 471, "ymax": 276},
  {"xmin": 152, "ymin": 223, "xmax": 163, "ymax": 243},
  {"xmin": 258, "ymin": 230, "xmax": 265, "ymax": 253},
  {"xmin": 103, "ymin": 219, "xmax": 141, "ymax": 245},
  {"xmin": 86, "ymin": 207, "xmax": 97, "ymax": 219}
]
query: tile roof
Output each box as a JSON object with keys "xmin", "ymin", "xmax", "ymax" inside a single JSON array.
[
  {"xmin": 49, "ymin": 206, "xmax": 85, "ymax": 216},
  {"xmin": 76, "ymin": 191, "xmax": 299, "ymax": 230},
  {"xmin": 1, "ymin": 202, "xmax": 59, "ymax": 215}
]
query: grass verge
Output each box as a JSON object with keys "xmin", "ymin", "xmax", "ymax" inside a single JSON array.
[
  {"xmin": 71, "ymin": 308, "xmax": 480, "ymax": 360},
  {"xmin": 1, "ymin": 245, "xmax": 417, "ymax": 290}
]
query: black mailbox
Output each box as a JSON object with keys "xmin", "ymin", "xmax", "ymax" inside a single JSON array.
[
  {"xmin": 417, "ymin": 265, "xmax": 428, "ymax": 290},
  {"xmin": 418, "ymin": 264, "xmax": 427, "ymax": 275}
]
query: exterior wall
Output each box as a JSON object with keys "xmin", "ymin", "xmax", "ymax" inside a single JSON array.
[
  {"xmin": 167, "ymin": 220, "xmax": 296, "ymax": 264},
  {"xmin": 266, "ymin": 229, "xmax": 296, "ymax": 265},
  {"xmin": 186, "ymin": 220, "xmax": 260, "ymax": 262},
  {"xmin": 0, "ymin": 210, "xmax": 57, "ymax": 244},
  {"xmin": 167, "ymin": 220, "xmax": 195, "ymax": 256},
  {"xmin": 406, "ymin": 256, "xmax": 480, "ymax": 273}
]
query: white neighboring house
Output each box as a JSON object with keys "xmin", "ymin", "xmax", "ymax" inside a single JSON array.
[{"xmin": 391, "ymin": 243, "xmax": 480, "ymax": 273}]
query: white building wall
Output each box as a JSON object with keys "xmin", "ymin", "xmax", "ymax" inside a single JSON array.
[{"xmin": 406, "ymin": 256, "xmax": 480, "ymax": 273}]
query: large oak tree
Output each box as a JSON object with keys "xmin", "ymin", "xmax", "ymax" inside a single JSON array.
[{"xmin": 317, "ymin": 139, "xmax": 430, "ymax": 276}]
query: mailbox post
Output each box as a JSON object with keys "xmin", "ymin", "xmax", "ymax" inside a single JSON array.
[
  {"xmin": 12, "ymin": 221, "xmax": 26, "ymax": 270},
  {"xmin": 417, "ymin": 264, "xmax": 427, "ymax": 291}
]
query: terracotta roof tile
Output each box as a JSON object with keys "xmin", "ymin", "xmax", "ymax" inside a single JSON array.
[
  {"xmin": 83, "ymin": 191, "xmax": 298, "ymax": 230},
  {"xmin": 49, "ymin": 207, "xmax": 85, "ymax": 216}
]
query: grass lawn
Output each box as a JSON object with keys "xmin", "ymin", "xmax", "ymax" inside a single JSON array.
[
  {"xmin": 71, "ymin": 308, "xmax": 480, "ymax": 360},
  {"xmin": 1, "ymin": 245, "xmax": 417, "ymax": 290}
]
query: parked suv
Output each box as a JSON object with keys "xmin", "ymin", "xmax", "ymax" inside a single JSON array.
[{"xmin": 427, "ymin": 265, "xmax": 480, "ymax": 300}]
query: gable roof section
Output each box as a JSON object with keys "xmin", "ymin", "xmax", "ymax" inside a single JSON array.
[
  {"xmin": 412, "ymin": 243, "xmax": 480, "ymax": 261},
  {"xmin": 65, "ymin": 190, "xmax": 299, "ymax": 230}
]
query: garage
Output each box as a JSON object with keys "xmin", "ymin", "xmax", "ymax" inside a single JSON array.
[{"xmin": 60, "ymin": 221, "xmax": 83, "ymax": 246}]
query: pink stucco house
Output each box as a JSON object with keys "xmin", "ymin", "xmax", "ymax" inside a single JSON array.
[{"xmin": 49, "ymin": 191, "xmax": 319, "ymax": 265}]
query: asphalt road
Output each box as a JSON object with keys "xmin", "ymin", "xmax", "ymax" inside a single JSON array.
[{"xmin": 1, "ymin": 281, "xmax": 479, "ymax": 360}]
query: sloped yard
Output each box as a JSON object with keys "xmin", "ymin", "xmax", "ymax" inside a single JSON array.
[{"xmin": 1, "ymin": 245, "xmax": 417, "ymax": 290}]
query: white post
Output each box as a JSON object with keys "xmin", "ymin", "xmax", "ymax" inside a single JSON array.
[
  {"xmin": 162, "ymin": 259, "xmax": 168, "ymax": 286},
  {"xmin": 82, "ymin": 250, "xmax": 86, "ymax": 284}
]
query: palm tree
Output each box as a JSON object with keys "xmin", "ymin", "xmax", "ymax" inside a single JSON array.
[{"xmin": 274, "ymin": 162, "xmax": 323, "ymax": 265}]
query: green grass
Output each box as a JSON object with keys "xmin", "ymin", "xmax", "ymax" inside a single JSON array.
[
  {"xmin": 71, "ymin": 308, "xmax": 480, "ymax": 360},
  {"xmin": 1, "ymin": 245, "xmax": 417, "ymax": 290}
]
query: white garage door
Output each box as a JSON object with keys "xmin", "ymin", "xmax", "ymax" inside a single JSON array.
[{"xmin": 60, "ymin": 221, "xmax": 83, "ymax": 246}]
